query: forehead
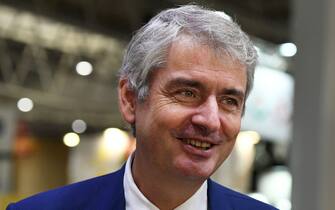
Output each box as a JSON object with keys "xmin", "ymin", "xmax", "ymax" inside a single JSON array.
[
  {"xmin": 167, "ymin": 36, "xmax": 245, "ymax": 72},
  {"xmin": 158, "ymin": 37, "xmax": 247, "ymax": 90}
]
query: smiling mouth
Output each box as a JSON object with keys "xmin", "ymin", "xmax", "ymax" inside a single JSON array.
[{"xmin": 179, "ymin": 138, "xmax": 213, "ymax": 150}]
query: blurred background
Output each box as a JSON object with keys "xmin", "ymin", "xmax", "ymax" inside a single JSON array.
[{"xmin": 0, "ymin": 0, "xmax": 334, "ymax": 210}]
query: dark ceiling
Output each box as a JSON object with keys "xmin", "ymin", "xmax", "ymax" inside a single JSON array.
[{"xmin": 1, "ymin": 0, "xmax": 290, "ymax": 43}]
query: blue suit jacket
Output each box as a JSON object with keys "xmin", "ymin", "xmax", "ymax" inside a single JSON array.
[{"xmin": 7, "ymin": 165, "xmax": 277, "ymax": 210}]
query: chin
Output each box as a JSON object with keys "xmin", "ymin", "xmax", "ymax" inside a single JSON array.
[
  {"xmin": 174, "ymin": 160, "xmax": 217, "ymax": 180},
  {"xmin": 180, "ymin": 169, "xmax": 213, "ymax": 181}
]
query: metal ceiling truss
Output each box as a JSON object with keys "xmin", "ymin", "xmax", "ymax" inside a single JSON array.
[{"xmin": 0, "ymin": 4, "xmax": 125, "ymax": 128}]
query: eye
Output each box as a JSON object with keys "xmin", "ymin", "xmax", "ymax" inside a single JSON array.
[
  {"xmin": 172, "ymin": 88, "xmax": 199, "ymax": 103},
  {"xmin": 223, "ymin": 97, "xmax": 238, "ymax": 105},
  {"xmin": 180, "ymin": 90, "xmax": 196, "ymax": 98},
  {"xmin": 219, "ymin": 96, "xmax": 241, "ymax": 111}
]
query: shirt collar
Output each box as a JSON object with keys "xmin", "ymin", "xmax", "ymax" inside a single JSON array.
[{"xmin": 123, "ymin": 154, "xmax": 208, "ymax": 210}]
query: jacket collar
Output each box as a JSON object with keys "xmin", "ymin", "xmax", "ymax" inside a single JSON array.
[
  {"xmin": 89, "ymin": 164, "xmax": 126, "ymax": 210},
  {"xmin": 110, "ymin": 165, "xmax": 230, "ymax": 210},
  {"xmin": 207, "ymin": 179, "xmax": 232, "ymax": 210}
]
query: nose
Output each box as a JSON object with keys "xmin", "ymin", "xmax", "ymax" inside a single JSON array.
[{"xmin": 191, "ymin": 96, "xmax": 221, "ymax": 134}]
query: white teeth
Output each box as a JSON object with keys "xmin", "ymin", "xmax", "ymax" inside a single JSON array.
[
  {"xmin": 184, "ymin": 138, "xmax": 211, "ymax": 150},
  {"xmin": 201, "ymin": 142, "xmax": 210, "ymax": 147}
]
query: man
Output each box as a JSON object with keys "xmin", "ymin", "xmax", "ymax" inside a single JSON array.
[{"xmin": 7, "ymin": 5, "xmax": 278, "ymax": 210}]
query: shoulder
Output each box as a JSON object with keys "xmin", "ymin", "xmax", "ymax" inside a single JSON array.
[
  {"xmin": 7, "ymin": 166, "xmax": 125, "ymax": 210},
  {"xmin": 208, "ymin": 179, "xmax": 278, "ymax": 210}
]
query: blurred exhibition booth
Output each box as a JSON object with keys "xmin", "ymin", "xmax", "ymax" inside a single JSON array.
[{"xmin": 1, "ymin": 0, "xmax": 335, "ymax": 210}]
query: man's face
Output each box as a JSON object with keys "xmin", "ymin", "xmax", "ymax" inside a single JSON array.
[{"xmin": 122, "ymin": 37, "xmax": 247, "ymax": 181}]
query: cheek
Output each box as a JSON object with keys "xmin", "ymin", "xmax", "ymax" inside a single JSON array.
[
  {"xmin": 150, "ymin": 101, "xmax": 190, "ymax": 125},
  {"xmin": 218, "ymin": 137, "xmax": 237, "ymax": 162},
  {"xmin": 221, "ymin": 115, "xmax": 242, "ymax": 139}
]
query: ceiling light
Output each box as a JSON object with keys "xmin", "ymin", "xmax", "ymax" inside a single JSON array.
[
  {"xmin": 99, "ymin": 128, "xmax": 130, "ymax": 160},
  {"xmin": 72, "ymin": 119, "xmax": 87, "ymax": 134},
  {"xmin": 237, "ymin": 131, "xmax": 261, "ymax": 145},
  {"xmin": 17, "ymin": 97, "xmax": 34, "ymax": 112},
  {"xmin": 76, "ymin": 61, "xmax": 93, "ymax": 76},
  {"xmin": 63, "ymin": 132, "xmax": 80, "ymax": 147},
  {"xmin": 279, "ymin": 43, "xmax": 297, "ymax": 57}
]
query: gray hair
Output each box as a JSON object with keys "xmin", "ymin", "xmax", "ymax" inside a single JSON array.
[{"xmin": 119, "ymin": 5, "xmax": 257, "ymax": 101}]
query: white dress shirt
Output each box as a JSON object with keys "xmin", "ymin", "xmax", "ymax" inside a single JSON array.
[{"xmin": 123, "ymin": 154, "xmax": 208, "ymax": 210}]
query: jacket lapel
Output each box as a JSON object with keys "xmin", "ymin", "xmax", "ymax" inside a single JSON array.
[
  {"xmin": 207, "ymin": 179, "xmax": 232, "ymax": 210},
  {"xmin": 96, "ymin": 168, "xmax": 232, "ymax": 210},
  {"xmin": 86, "ymin": 165, "xmax": 126, "ymax": 210}
]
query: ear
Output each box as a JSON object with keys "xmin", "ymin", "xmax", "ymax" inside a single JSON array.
[{"xmin": 118, "ymin": 79, "xmax": 136, "ymax": 124}]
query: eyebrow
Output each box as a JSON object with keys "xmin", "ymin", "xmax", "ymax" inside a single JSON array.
[
  {"xmin": 165, "ymin": 77, "xmax": 245, "ymax": 99},
  {"xmin": 165, "ymin": 78, "xmax": 204, "ymax": 89},
  {"xmin": 221, "ymin": 88, "xmax": 245, "ymax": 99}
]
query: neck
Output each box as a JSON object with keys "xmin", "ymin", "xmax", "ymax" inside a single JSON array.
[{"xmin": 131, "ymin": 152, "xmax": 205, "ymax": 210}]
